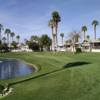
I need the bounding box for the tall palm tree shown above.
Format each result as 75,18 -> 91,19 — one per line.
92,20 -> 99,40
52,11 -> 61,47
5,29 -> 11,46
60,33 -> 64,46
48,19 -> 55,50
48,19 -> 54,35
10,32 -> 15,43
81,26 -> 87,41
0,24 -> 3,41
2,37 -> 6,43
16,35 -> 20,44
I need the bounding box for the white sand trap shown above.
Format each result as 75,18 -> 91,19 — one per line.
0,88 -> 13,99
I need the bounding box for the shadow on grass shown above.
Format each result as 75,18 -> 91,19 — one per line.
9,61 -> 91,86
63,61 -> 91,68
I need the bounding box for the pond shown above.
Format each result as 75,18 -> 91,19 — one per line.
0,59 -> 36,80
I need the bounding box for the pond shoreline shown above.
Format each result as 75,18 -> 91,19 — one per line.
0,58 -> 38,80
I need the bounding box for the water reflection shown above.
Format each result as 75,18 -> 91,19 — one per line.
0,59 -> 35,79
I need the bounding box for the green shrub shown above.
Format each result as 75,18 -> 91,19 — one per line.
0,85 -> 4,93
76,48 -> 82,53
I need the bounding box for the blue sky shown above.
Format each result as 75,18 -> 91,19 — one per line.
0,0 -> 100,43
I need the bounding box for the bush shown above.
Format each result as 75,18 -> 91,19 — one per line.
11,41 -> 18,49
0,85 -> 4,93
0,43 -> 10,53
76,48 -> 82,53
28,41 -> 40,51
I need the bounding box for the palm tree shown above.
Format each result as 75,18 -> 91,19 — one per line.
48,19 -> 54,35
5,29 -> 11,46
48,19 -> 55,50
52,11 -> 61,47
60,33 -> 64,46
2,37 -> 6,43
0,24 -> 3,41
10,32 -> 15,43
16,35 -> 20,44
92,20 -> 99,40
81,26 -> 87,41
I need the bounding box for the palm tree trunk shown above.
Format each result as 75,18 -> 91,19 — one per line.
94,26 -> 96,40
52,27 -> 54,51
12,37 -> 13,43
7,34 -> 9,46
72,39 -> 75,54
53,35 -> 56,51
0,29 -> 1,41
55,22 -> 58,48
18,39 -> 19,44
62,37 -> 63,47
84,31 -> 86,41
4,40 -> 6,43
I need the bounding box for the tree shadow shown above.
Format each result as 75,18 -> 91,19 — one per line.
63,61 -> 91,68
9,61 -> 91,86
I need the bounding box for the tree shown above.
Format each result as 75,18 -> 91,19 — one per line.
24,38 -> 29,45
11,41 -> 18,49
0,42 -> 9,53
2,37 -> 6,43
2,43 -> 9,52
48,19 -> 55,50
0,24 -> 3,41
52,11 -> 61,47
53,34 -> 56,50
40,34 -> 52,51
86,35 -> 90,41
69,31 -> 80,53
92,20 -> 99,40
60,33 -> 64,46
81,26 -> 87,41
10,32 -> 15,43
66,39 -> 72,44
27,41 -> 39,51
30,35 -> 39,42
5,29 -> 11,46
16,35 -> 20,44
74,33 -> 80,43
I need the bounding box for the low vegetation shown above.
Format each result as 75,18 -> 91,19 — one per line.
0,52 -> 100,100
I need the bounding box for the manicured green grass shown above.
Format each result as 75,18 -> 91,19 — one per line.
0,52 -> 100,100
